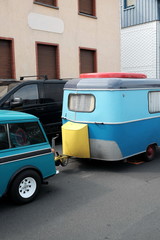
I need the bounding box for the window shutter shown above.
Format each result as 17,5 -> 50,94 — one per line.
80,49 -> 95,74
35,0 -> 56,6
0,40 -> 12,79
37,44 -> 57,79
79,0 -> 93,15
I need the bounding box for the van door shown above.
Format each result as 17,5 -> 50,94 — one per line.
42,82 -> 64,136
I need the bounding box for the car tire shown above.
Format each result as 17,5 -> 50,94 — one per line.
9,170 -> 41,204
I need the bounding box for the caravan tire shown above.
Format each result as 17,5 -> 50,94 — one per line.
144,145 -> 157,162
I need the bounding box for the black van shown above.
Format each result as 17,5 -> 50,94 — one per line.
0,78 -> 67,140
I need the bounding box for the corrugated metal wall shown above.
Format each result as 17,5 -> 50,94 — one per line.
121,0 -> 159,28
121,21 -> 158,78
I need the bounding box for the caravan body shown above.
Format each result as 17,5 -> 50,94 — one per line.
62,74 -> 160,161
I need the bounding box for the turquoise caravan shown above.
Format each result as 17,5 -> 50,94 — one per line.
61,72 -> 160,161
0,110 -> 57,204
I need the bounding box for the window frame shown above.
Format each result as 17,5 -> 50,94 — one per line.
0,124 -> 9,150
68,93 -> 96,113
148,91 -> 160,114
33,0 -> 58,9
124,0 -> 135,9
78,0 -> 96,18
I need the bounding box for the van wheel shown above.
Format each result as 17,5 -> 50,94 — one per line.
144,145 -> 156,162
9,170 -> 41,204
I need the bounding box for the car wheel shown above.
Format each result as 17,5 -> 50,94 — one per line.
9,170 -> 41,204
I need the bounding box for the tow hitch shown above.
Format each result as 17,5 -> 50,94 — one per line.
52,134 -> 69,167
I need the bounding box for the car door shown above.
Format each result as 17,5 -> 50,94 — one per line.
8,83 -> 41,118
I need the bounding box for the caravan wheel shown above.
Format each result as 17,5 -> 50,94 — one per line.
144,145 -> 157,162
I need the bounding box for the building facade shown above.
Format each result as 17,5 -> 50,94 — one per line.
121,0 -> 160,78
0,0 -> 120,80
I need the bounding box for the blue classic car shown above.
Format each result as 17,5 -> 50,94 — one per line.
0,110 -> 57,204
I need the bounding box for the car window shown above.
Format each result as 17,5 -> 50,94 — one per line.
0,124 -> 9,150
13,84 -> 39,105
9,122 -> 46,148
44,83 -> 64,103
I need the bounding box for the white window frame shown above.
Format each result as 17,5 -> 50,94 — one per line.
68,94 -> 95,112
148,91 -> 160,113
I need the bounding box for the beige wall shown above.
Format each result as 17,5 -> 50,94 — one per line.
0,0 -> 120,80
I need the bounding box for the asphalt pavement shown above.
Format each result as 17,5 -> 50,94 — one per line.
1,145 -> 160,240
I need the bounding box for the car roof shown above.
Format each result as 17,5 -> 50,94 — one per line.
0,79 -> 67,85
0,110 -> 38,122
20,79 -> 67,84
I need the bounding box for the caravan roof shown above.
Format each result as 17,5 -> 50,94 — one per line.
64,78 -> 160,90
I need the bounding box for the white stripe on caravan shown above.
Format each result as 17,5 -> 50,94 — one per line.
62,115 -> 160,125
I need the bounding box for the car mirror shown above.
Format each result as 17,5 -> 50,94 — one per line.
10,97 -> 23,107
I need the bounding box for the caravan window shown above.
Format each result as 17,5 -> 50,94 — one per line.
149,91 -> 160,113
68,94 -> 95,112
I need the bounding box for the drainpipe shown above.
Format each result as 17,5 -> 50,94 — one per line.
156,20 -> 159,78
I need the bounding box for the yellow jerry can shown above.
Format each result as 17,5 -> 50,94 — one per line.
62,121 -> 90,158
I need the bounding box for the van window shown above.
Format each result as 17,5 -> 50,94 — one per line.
0,124 -> 9,150
13,84 -> 39,105
149,91 -> 160,113
9,122 -> 46,147
44,83 -> 63,102
68,94 -> 95,112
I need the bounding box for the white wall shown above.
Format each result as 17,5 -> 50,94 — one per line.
121,21 -> 158,78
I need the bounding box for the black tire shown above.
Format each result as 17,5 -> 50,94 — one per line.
144,145 -> 157,162
9,170 -> 41,204
60,157 -> 69,167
